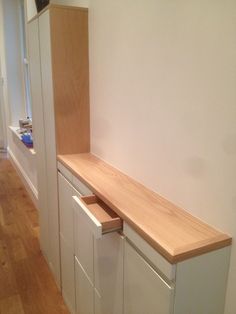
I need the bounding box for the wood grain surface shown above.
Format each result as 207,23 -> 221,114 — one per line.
50,6 -> 90,155
0,155 -> 69,314
81,195 -> 122,232
58,153 -> 232,263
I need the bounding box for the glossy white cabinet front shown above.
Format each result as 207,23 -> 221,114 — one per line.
58,173 -> 78,313
60,234 -> 76,313
74,202 -> 94,283
28,17 -> 49,261
73,193 -> 124,314
75,257 -> 94,314
124,241 -> 174,314
94,233 -> 124,314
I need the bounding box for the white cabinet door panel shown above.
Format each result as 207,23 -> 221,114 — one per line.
124,241 -> 174,314
94,232 -> 124,314
60,234 -> 76,314
58,172 -> 78,246
75,257 -> 94,314
74,200 -> 94,283
39,10 -> 60,285
94,289 -> 101,314
58,161 -> 73,183
72,175 -> 93,196
28,18 -> 49,260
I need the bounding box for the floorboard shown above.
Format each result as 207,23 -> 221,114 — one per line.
0,155 -> 69,314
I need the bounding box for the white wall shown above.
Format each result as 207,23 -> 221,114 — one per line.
89,1 -> 236,313
0,62 -> 6,149
8,132 -> 38,206
0,0 -> 37,205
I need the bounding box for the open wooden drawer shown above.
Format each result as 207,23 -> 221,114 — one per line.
72,195 -> 123,238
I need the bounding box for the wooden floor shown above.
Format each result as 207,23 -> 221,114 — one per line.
0,155 -> 69,314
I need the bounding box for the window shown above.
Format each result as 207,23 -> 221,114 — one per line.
19,0 -> 32,119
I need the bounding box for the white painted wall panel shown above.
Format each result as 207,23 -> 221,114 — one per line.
89,1 -> 236,313
39,9 -> 60,286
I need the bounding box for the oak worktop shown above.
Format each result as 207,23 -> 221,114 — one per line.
57,153 -> 231,263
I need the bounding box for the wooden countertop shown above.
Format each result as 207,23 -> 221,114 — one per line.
57,153 -> 231,263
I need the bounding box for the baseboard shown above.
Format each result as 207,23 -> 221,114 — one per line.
8,147 -> 38,209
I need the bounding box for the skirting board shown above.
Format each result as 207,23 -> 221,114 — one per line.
8,147 -> 39,209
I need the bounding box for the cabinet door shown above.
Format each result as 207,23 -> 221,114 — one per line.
58,172 -> 76,245
124,241 -> 174,314
28,18 -> 49,260
58,172 -> 80,314
94,232 -> 124,314
73,200 -> 94,283
75,257 -> 94,314
60,234 -> 75,314
39,10 -> 60,286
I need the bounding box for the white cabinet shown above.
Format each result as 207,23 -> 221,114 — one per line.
28,4 -> 90,289
27,8 -> 59,286
28,11 -> 60,285
74,203 -> 94,282
75,257 -> 94,314
58,163 -> 230,314
58,172 -> 77,247
123,223 -> 231,314
38,9 -> 60,286
28,18 -> 49,260
124,241 -> 174,314
58,172 -> 79,313
73,195 -> 124,314
58,169 -> 93,313
94,233 -> 124,314
60,234 -> 76,313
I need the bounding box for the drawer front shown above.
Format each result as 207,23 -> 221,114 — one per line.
124,223 -> 175,281
58,161 -> 93,196
73,195 -> 122,239
94,232 -> 124,314
58,161 -> 73,183
73,196 -> 102,239
58,172 -> 81,246
75,257 -> 94,314
124,240 -> 174,314
72,175 -> 93,196
73,199 -> 94,283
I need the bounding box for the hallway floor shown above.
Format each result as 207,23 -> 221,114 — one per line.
0,155 -> 69,314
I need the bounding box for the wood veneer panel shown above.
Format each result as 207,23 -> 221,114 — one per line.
58,153 -> 232,263
50,7 -> 90,155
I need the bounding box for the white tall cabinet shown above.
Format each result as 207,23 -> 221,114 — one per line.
28,4 -> 90,288
58,163 -> 124,314
28,9 -> 60,285
28,17 -> 49,260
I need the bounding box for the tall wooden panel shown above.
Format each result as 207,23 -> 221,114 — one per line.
50,6 -> 90,155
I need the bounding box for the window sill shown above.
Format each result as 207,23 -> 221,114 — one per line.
9,126 -> 36,155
